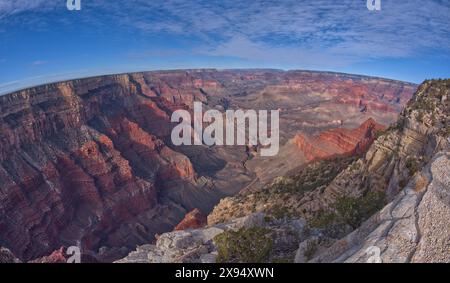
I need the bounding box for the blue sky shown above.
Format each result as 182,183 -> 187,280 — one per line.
0,0 -> 449,94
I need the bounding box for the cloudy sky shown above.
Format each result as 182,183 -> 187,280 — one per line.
0,0 -> 449,94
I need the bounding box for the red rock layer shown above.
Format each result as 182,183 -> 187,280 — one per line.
0,73 -> 201,262
279,71 -> 415,113
173,208 -> 207,231
295,118 -> 385,161
30,247 -> 68,263
29,246 -> 99,263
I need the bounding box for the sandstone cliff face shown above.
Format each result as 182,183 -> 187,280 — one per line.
173,208 -> 207,231
0,73 -> 203,261
294,118 -> 385,161
0,70 -> 416,262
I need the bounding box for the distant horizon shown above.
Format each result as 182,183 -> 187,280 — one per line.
0,67 -> 421,96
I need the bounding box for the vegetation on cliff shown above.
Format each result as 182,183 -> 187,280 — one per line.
208,156 -> 357,224
214,227 -> 273,263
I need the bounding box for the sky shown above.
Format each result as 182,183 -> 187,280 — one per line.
0,0 -> 449,94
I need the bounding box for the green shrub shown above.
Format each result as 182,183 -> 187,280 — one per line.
334,196 -> 362,229
405,158 -> 420,175
214,227 -> 273,263
268,205 -> 291,219
308,210 -> 336,229
263,215 -> 273,223
334,191 -> 386,229
308,192 -> 386,231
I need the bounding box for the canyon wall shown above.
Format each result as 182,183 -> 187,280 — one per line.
294,118 -> 385,161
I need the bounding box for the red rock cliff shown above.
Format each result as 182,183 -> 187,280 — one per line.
0,73 -> 200,262
173,208 -> 207,231
295,118 -> 385,161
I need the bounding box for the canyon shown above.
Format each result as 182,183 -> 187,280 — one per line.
0,69 -> 417,262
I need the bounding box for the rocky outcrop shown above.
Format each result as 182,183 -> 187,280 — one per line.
30,247 -> 69,263
308,151 -> 450,263
295,118 -> 385,161
174,208 -> 207,231
29,246 -> 100,263
116,213 -> 307,263
0,247 -> 21,263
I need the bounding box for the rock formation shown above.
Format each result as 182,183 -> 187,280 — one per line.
294,118 -> 385,161
309,152 -> 450,263
0,247 -> 21,263
174,208 -> 207,231
116,213 -> 306,263
30,247 -> 69,263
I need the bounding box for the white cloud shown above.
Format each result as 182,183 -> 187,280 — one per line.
102,0 -> 450,62
0,0 -> 59,19
197,35 -> 354,69
31,60 -> 47,66
0,0 -> 449,65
